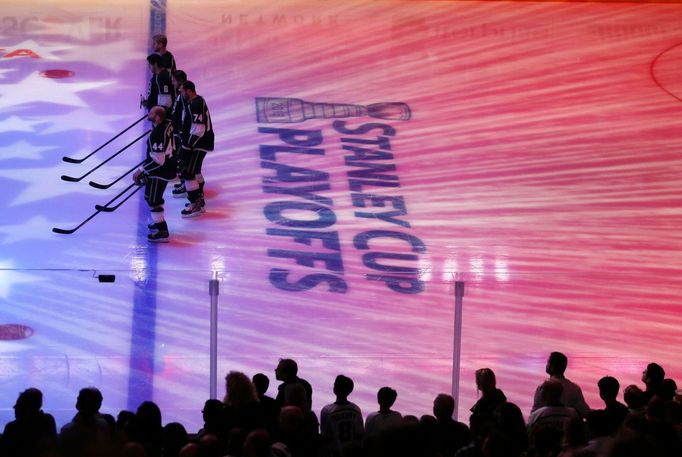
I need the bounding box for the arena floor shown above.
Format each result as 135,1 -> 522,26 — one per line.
1,0 -> 682,430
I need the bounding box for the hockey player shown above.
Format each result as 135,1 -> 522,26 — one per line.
170,70 -> 189,197
152,34 -> 177,73
177,80 -> 213,217
141,54 -> 174,112
133,106 -> 177,242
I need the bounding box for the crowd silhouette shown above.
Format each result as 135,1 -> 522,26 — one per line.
1,355 -> 680,457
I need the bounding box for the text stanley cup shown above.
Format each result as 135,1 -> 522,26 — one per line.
256,97 -> 411,123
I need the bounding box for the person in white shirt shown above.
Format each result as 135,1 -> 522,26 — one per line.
320,375 -> 364,457
531,352 -> 589,418
365,386 -> 402,435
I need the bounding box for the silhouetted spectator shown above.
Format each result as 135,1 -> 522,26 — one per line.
598,376 -> 629,429
558,416 -> 587,457
0,387 -> 57,457
528,380 -> 579,442
623,385 -> 647,418
253,373 -> 278,434
198,399 -> 224,439
223,371 -> 265,435
659,379 -> 678,402
59,387 -> 113,457
276,405 -> 318,457
162,422 -> 189,457
641,363 -> 665,403
529,425 -> 562,457
470,368 -> 507,426
275,359 -> 313,409
432,393 -> 471,457
127,401 -> 164,457
365,386 -> 402,434
225,428 -> 247,457
532,352 -> 589,418
584,410 -> 615,455
197,433 -> 222,457
495,402 -> 528,456
243,429 -> 271,457
320,375 -> 364,457
283,383 -> 320,451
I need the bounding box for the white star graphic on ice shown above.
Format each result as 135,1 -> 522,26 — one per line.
0,68 -> 17,79
0,216 -> 72,244
0,116 -> 47,133
0,141 -> 56,161
0,39 -> 73,60
0,72 -> 114,111
59,40 -> 146,72
0,158 -> 142,206
36,109 -> 131,135
0,259 -> 42,299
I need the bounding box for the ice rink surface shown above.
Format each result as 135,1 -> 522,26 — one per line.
1,0 -> 682,430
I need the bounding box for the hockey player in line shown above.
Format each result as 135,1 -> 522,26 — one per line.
152,33 -> 177,73
176,80 -> 213,217
170,70 -> 188,196
141,54 -> 174,112
133,106 -> 177,242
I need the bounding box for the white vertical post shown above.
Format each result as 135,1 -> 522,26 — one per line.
209,277 -> 219,399
452,280 -> 465,420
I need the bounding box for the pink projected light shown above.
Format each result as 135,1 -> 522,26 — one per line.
0,0 -> 680,430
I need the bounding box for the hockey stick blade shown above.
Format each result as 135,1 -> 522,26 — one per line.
52,227 -> 77,234
88,160 -> 146,190
61,175 -> 80,182
62,156 -> 83,164
94,184 -> 142,212
88,181 -> 110,190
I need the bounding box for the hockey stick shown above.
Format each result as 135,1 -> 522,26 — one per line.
95,183 -> 143,212
52,182 -> 141,234
88,160 -> 145,189
62,115 -> 147,163
61,130 -> 150,182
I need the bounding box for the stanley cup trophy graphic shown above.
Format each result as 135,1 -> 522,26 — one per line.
256,97 -> 411,123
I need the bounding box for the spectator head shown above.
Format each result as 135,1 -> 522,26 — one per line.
243,429 -> 271,457
76,387 -> 103,415
163,422 -> 189,456
252,373 -> 270,395
202,399 -> 223,424
197,433 -> 221,457
275,358 -> 298,382
623,385 -> 646,410
433,393 -> 455,420
475,368 -> 497,394
179,443 -> 199,457
152,34 -> 168,51
333,375 -> 354,399
284,382 -> 310,412
117,410 -> 135,430
545,352 -> 568,376
540,380 -> 563,405
225,371 -> 258,407
279,405 -> 304,435
659,378 -> 677,402
136,400 -> 162,432
377,386 -> 398,409
641,363 -> 665,388
226,428 -> 248,457
14,388 -> 43,420
121,442 -> 148,457
598,376 -> 620,401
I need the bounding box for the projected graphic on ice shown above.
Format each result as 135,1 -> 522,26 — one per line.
1,0 -> 681,432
